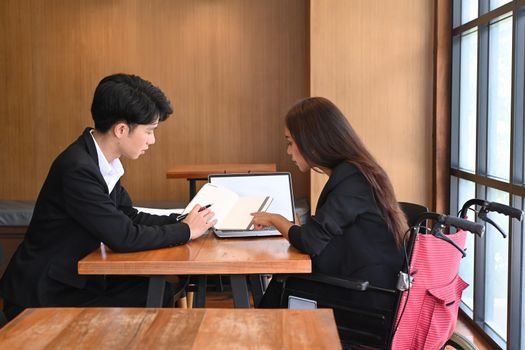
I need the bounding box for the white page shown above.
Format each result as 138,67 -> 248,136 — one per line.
218,196 -> 272,230
182,183 -> 239,227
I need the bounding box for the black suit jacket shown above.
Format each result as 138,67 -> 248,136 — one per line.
288,162 -> 403,309
0,128 -> 190,307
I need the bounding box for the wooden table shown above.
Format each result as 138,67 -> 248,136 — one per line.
78,233 -> 311,308
167,163 -> 277,198
0,308 -> 341,349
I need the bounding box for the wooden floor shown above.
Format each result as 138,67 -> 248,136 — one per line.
203,290 -> 237,308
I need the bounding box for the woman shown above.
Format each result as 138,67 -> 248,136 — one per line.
252,97 -> 407,309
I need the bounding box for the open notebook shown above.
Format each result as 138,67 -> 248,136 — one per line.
178,183 -> 273,230
208,172 -> 296,238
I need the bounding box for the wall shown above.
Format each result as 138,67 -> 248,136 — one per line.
309,0 -> 435,210
0,0 -> 309,204
0,0 -> 435,209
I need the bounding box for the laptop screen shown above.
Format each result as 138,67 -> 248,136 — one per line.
208,172 -> 295,223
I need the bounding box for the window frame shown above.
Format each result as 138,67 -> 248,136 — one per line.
450,0 -> 525,348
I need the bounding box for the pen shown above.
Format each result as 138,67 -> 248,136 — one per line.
176,204 -> 212,222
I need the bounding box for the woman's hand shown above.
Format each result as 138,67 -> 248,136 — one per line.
251,212 -> 277,230
183,204 -> 217,240
251,212 -> 294,240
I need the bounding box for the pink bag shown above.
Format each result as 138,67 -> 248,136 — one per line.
392,230 -> 469,350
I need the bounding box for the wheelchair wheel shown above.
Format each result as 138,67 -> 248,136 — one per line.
443,332 -> 479,350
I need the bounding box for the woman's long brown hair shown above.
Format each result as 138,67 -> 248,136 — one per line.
285,97 -> 408,248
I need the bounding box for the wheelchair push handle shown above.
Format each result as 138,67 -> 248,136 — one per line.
459,198 -> 523,221
458,199 -> 523,238
413,212 -> 484,236
442,215 -> 485,237
487,202 -> 523,221
412,212 -> 484,257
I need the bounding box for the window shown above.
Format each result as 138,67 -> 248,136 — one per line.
451,1 -> 525,348
458,30 -> 478,173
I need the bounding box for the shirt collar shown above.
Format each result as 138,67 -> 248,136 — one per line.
89,129 -> 124,193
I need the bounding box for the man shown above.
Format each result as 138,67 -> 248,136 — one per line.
0,74 -> 216,320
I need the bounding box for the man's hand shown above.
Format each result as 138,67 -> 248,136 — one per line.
183,204 -> 217,240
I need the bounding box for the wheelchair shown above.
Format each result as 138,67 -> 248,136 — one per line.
278,200 -> 523,349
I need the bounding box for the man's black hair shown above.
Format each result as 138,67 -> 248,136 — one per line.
91,73 -> 173,132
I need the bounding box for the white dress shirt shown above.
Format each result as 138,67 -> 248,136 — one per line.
90,130 -> 124,194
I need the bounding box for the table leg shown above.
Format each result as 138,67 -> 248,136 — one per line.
248,274 -> 264,307
146,276 -> 166,307
194,275 -> 207,308
230,275 -> 251,308
189,179 -> 197,199
187,177 -> 207,200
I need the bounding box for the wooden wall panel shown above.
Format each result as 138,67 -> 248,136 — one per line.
309,0 -> 435,211
0,0 -> 308,204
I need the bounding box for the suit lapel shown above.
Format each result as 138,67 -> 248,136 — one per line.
79,128 -> 110,195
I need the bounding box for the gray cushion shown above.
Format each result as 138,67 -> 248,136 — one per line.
0,201 -> 34,226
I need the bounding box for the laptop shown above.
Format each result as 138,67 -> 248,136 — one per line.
208,172 -> 296,238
